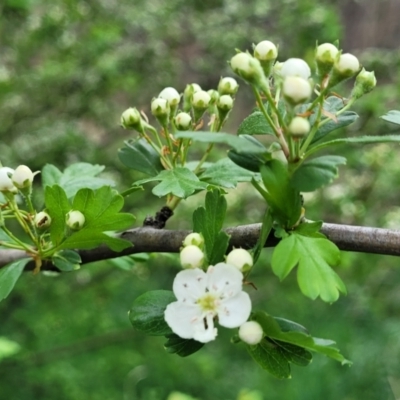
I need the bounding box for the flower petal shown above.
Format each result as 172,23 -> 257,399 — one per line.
217,291 -> 252,328
173,268 -> 207,303
207,263 -> 243,299
164,301 -> 203,339
193,314 -> 218,343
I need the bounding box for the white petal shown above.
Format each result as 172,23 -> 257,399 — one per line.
164,301 -> 203,339
217,291 -> 252,328
173,268 -> 207,303
193,314 -> 218,343
207,263 -> 243,299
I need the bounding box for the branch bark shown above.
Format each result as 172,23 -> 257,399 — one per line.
1,222 -> 400,271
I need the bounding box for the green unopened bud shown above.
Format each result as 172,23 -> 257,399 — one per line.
66,210 -> 85,230
281,58 -> 311,80
0,167 -> 17,193
217,77 -> 239,96
328,53 -> 360,89
239,321 -> 264,345
217,95 -> 234,111
226,248 -> 253,272
180,245 -> 204,269
174,112 -> 192,131
288,117 -> 310,138
159,87 -> 181,107
282,76 -> 312,106
254,40 -> 278,76
351,68 -> 377,99
34,211 -> 52,229
183,83 -> 202,112
12,165 -> 34,189
192,90 -> 211,109
151,97 -> 170,126
230,52 -> 265,86
207,89 -> 220,106
315,43 -> 339,78
183,232 -> 204,248
120,107 -> 143,131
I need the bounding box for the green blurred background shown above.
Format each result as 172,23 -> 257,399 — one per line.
1,0 -> 400,399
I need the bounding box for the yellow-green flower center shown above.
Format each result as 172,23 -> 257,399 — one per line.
197,293 -> 217,312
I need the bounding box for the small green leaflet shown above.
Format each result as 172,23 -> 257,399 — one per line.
193,189 -> 230,265
0,258 -> 31,302
291,155 -> 347,192
271,229 -> 346,302
129,290 -> 175,336
199,158 -> 257,188
381,110 -> 400,125
237,111 -> 275,135
246,311 -> 351,378
175,131 -> 269,154
42,163 -> 115,198
134,168 -> 208,198
52,250 -> 81,272
118,138 -> 164,176
164,334 -> 204,357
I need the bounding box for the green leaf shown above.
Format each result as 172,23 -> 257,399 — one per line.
0,258 -> 30,302
59,186 -> 135,251
52,250 -> 81,272
118,138 -> 164,176
109,253 -> 150,271
199,158 -> 257,188
129,290 -> 175,336
271,232 -> 346,302
0,337 -> 22,360
42,163 -> 115,198
193,189 -> 230,265
237,111 -> 275,135
135,168 -> 208,198
291,155 -> 346,192
164,334 -> 204,357
175,131 -> 270,154
381,110 -> 400,125
260,160 -> 302,228
294,220 -> 323,236
252,208 -> 273,263
45,185 -> 71,246
306,135 -> 400,158
252,311 -> 351,366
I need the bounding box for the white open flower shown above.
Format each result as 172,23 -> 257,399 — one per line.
281,58 -> 311,80
164,263 -> 252,343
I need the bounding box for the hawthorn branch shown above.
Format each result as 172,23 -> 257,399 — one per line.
1,222 -> 400,271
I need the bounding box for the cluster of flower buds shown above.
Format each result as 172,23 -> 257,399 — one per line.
0,165 -> 36,195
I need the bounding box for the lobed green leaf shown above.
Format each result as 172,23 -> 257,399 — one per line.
0,258 -> 31,302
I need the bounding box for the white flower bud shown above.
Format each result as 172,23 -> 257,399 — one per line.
281,58 -> 311,80
254,40 -> 278,61
120,107 -> 142,130
217,77 -> 239,95
217,95 -> 234,111
192,90 -> 211,109
66,210 -> 85,230
12,165 -> 34,189
159,87 -> 181,106
226,248 -> 253,271
288,117 -> 310,137
334,53 -> 360,77
151,97 -> 170,117
174,112 -> 192,131
183,232 -> 204,248
351,68 -> 377,99
282,76 -> 312,105
239,321 -> 264,345
0,167 -> 16,193
230,52 -> 265,85
316,43 -> 339,65
180,245 -> 204,269
34,211 -> 52,229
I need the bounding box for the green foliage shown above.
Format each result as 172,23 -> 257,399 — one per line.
164,334 -> 205,357
52,249 -> 81,272
193,189 -> 230,265
0,258 -> 30,302
381,110 -> 400,125
237,111 -> 275,135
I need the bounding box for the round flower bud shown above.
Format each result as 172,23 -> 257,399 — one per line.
12,165 -> 34,189
217,95 -> 234,111
281,58 -> 311,80
239,321 -> 264,345
316,43 -> 339,65
180,245 -> 204,269
334,53 -> 360,77
217,77 -> 239,96
183,232 -> 204,248
282,76 -> 312,105
207,89 -> 220,106
254,40 -> 278,61
351,68 -> 377,99
288,117 -> 310,138
226,248 -> 253,271
159,87 -> 181,106
120,107 -> 142,130
66,210 -> 85,230
151,97 -> 170,118
230,52 -> 265,85
34,211 -> 52,229
192,90 -> 211,109
0,167 -> 16,193
174,112 -> 192,131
